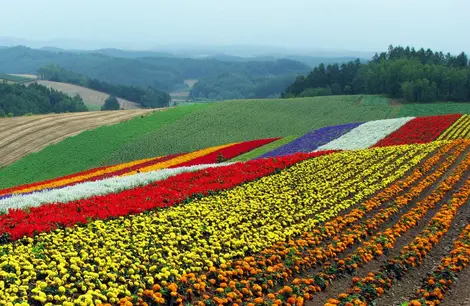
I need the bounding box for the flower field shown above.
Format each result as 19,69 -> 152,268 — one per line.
1,114 -> 470,306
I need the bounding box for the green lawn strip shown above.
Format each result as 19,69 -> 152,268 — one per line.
229,136 -> 299,162
0,104 -> 209,188
397,102 -> 470,117
85,104 -> 102,111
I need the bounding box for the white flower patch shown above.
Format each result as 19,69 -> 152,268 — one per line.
316,117 -> 415,151
1,162 -> 234,211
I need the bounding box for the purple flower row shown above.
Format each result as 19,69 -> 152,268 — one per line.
258,122 -> 363,158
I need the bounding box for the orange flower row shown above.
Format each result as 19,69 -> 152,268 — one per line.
408,224 -> 470,306
125,142 -> 465,306
333,153 -> 470,305
264,141 -> 470,305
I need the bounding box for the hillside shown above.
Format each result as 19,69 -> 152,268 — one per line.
284,45 -> 470,102
0,46 -> 311,93
27,80 -> 142,110
1,95 -> 470,188
0,82 -> 88,116
1,113 -> 470,305
0,109 -> 155,168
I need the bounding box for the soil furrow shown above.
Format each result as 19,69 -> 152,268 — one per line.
376,198 -> 470,306
305,145 -> 470,306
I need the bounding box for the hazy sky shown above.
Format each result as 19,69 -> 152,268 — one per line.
1,0 -> 469,53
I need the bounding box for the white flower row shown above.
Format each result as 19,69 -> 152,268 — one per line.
0,162 -> 234,211
316,117 -> 415,151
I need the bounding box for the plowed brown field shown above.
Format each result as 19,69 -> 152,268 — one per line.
0,110 -> 154,167
25,80 -> 141,109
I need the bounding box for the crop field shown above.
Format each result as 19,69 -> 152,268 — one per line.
1,96 -> 470,189
25,81 -> 141,110
0,109 -> 155,170
1,122 -> 470,305
0,73 -> 36,83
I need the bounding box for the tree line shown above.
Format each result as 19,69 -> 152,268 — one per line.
189,73 -> 299,100
283,45 -> 470,102
0,82 -> 87,117
37,65 -> 171,108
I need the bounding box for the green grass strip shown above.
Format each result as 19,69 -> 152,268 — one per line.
229,136 -> 299,161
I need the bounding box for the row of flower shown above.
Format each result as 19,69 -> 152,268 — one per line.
0,139 -> 278,198
0,163 -> 233,211
373,114 -> 461,147
0,144 -> 433,304
127,141 -> 458,306
409,223 -> 470,306
437,114 -> 470,141
333,151 -> 470,305
259,114 -> 465,158
0,150 -> 331,241
258,122 -> 362,158
316,116 -> 415,150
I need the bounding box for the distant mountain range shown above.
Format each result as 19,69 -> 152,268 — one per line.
0,36 -> 374,59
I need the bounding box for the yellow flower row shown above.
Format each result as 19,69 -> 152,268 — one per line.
11,156 -> 159,196
123,143 -> 237,176
0,143 -> 442,305
438,114 -> 470,140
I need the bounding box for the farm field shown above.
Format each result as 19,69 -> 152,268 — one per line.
25,80 -> 142,110
1,121 -> 470,305
0,109 -> 155,170
0,73 -> 36,83
1,95 -> 470,188
170,79 -> 198,102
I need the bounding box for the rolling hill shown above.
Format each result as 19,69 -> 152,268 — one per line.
1,95 -> 470,188
25,80 -> 142,110
0,110 -> 470,305
0,109 -> 155,169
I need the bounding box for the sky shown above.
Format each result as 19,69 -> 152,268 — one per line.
0,0 -> 469,54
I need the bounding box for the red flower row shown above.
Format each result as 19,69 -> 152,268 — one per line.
172,138 -> 279,168
373,114 -> 461,147
0,150 -> 335,242
0,139 -> 277,197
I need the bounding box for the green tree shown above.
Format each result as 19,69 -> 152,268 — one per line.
101,96 -> 120,111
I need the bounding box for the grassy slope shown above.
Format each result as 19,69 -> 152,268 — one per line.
0,104 -> 209,188
102,95 -> 395,164
397,102 -> 470,117
0,73 -> 34,83
229,136 -> 298,162
1,95 -> 470,188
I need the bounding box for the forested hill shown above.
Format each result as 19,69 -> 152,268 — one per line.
0,46 -> 312,94
37,65 -> 171,108
0,82 -> 87,116
283,45 -> 470,102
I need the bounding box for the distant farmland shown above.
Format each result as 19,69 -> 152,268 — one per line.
170,79 -> 198,102
26,80 -> 142,110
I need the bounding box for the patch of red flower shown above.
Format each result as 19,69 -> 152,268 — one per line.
0,150 -> 335,241
373,114 -> 461,147
173,138 -> 280,168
